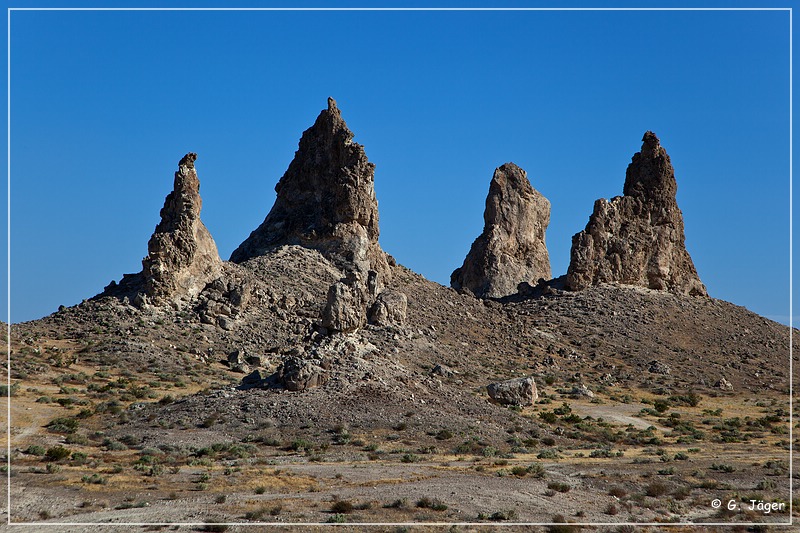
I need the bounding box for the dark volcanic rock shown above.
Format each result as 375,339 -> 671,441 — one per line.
140,153 -> 223,305
451,163 -> 551,298
566,132 -> 707,296
230,97 -> 389,277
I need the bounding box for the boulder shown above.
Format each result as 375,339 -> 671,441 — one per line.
431,363 -> 455,378
716,377 -> 734,391
241,369 -> 266,387
486,376 -> 538,406
140,153 -> 223,305
278,356 -> 329,391
451,163 -> 551,298
570,384 -> 594,398
230,97 -> 389,277
368,289 -> 408,327
322,271 -> 368,333
217,315 -> 234,331
227,350 -> 247,367
566,132 -> 707,296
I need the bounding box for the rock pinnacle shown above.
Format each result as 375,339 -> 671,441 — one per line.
140,153 -> 223,304
451,162 -> 551,298
566,132 -> 707,296
230,98 -> 388,277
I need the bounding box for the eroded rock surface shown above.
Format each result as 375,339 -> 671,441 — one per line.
140,153 -> 223,305
451,163 -> 551,298
566,132 -> 706,296
230,97 -> 389,277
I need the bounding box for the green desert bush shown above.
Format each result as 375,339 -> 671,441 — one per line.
44,446 -> 71,462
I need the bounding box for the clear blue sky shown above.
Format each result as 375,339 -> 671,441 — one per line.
3,3 -> 795,326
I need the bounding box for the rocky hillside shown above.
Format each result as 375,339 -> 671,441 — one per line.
17,245 -> 791,443
23,99 -> 788,435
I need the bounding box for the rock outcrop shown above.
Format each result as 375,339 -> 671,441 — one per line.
321,269 -> 406,333
566,132 -> 707,296
196,277 -> 251,330
140,153 -> 223,305
451,163 -> 551,298
230,97 -> 389,277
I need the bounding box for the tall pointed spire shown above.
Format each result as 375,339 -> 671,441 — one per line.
230,97 -> 388,276
141,153 -> 223,304
451,162 -> 551,298
567,132 -> 706,296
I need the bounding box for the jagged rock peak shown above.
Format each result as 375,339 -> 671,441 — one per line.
230,97 -> 388,277
451,162 -> 551,298
566,132 -> 707,296
140,153 -> 223,305
622,131 -> 677,201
